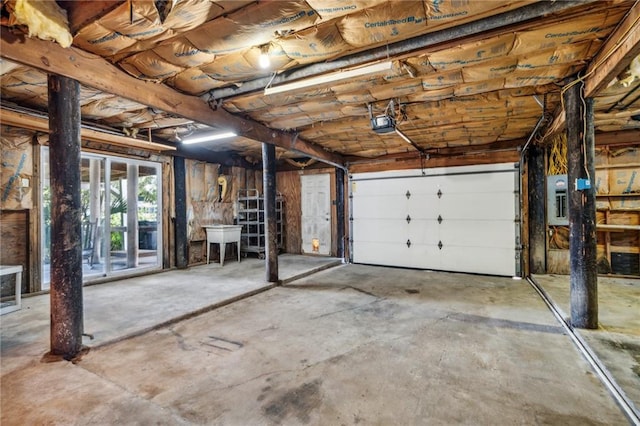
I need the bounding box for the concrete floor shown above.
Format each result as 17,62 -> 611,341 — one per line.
533,274 -> 640,416
1,254 -> 341,374
0,262 -> 632,425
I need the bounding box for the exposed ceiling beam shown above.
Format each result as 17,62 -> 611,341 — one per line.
585,0 -> 640,97
594,129 -> 640,146
0,30 -> 345,168
547,1 -> 640,136
57,1 -> 125,33
0,108 -> 176,151
1,107 -> 175,151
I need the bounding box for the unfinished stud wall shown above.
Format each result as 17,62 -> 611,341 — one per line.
184,161 -> 263,264
548,142 -> 640,276
0,126 -> 35,295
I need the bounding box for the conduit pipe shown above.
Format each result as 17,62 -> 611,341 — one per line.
527,277 -> 640,425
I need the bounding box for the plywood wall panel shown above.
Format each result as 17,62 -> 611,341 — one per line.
276,171 -> 302,254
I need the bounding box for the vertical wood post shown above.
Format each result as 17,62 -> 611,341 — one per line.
335,167 -> 346,260
564,80 -> 598,329
262,143 -> 279,283
126,164 -> 139,268
528,143 -> 546,274
174,156 -> 188,268
48,74 -> 84,358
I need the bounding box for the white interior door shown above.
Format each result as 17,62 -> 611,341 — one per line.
301,174 -> 331,255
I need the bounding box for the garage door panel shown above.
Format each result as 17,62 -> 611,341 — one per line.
439,220 -> 516,248
439,246 -> 516,276
407,198 -> 439,219
440,193 -> 515,220
353,219 -> 440,245
352,219 -> 405,243
439,171 -> 514,193
352,242 -> 440,269
353,195 -> 408,219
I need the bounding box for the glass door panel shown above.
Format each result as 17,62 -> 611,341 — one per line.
81,156 -> 106,279
41,148 -> 162,287
107,160 -> 160,274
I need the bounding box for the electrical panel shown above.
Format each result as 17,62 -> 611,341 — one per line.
547,174 -> 569,226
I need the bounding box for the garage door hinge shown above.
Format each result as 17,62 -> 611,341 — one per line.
406,239 -> 411,248
406,190 -> 411,199
437,215 -> 443,224
438,241 -> 443,250
406,214 -> 411,223
437,189 -> 442,198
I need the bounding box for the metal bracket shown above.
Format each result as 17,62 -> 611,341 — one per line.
406,239 -> 411,248
406,214 -> 411,224
406,190 -> 411,199
437,189 -> 442,198
438,241 -> 443,250
437,215 -> 443,224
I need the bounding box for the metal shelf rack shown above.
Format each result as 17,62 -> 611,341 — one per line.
235,189 -> 284,258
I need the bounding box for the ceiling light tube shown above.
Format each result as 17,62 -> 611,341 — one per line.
264,61 -> 393,96
182,131 -> 237,144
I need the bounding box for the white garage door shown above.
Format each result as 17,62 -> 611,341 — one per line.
351,163 -> 520,276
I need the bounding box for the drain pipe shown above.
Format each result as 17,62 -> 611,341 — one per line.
527,276 -> 640,425
518,96 -> 547,277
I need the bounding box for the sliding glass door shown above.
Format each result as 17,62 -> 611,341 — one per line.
41,148 -> 162,289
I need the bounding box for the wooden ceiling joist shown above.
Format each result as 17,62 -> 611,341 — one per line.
57,1 -> 125,33
585,1 -> 640,97
0,31 -> 345,168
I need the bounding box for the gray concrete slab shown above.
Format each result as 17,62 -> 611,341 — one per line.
1,254 -> 341,375
533,273 -> 640,415
2,265 -> 628,425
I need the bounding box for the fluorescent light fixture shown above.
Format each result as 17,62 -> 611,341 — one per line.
182,131 -> 237,144
265,61 -> 393,95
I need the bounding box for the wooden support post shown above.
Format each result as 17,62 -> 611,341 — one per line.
336,167 -> 346,260
174,157 -> 188,269
564,80 -> 598,329
126,164 -> 139,268
528,143 -> 546,274
48,74 -> 84,359
262,143 -> 279,283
